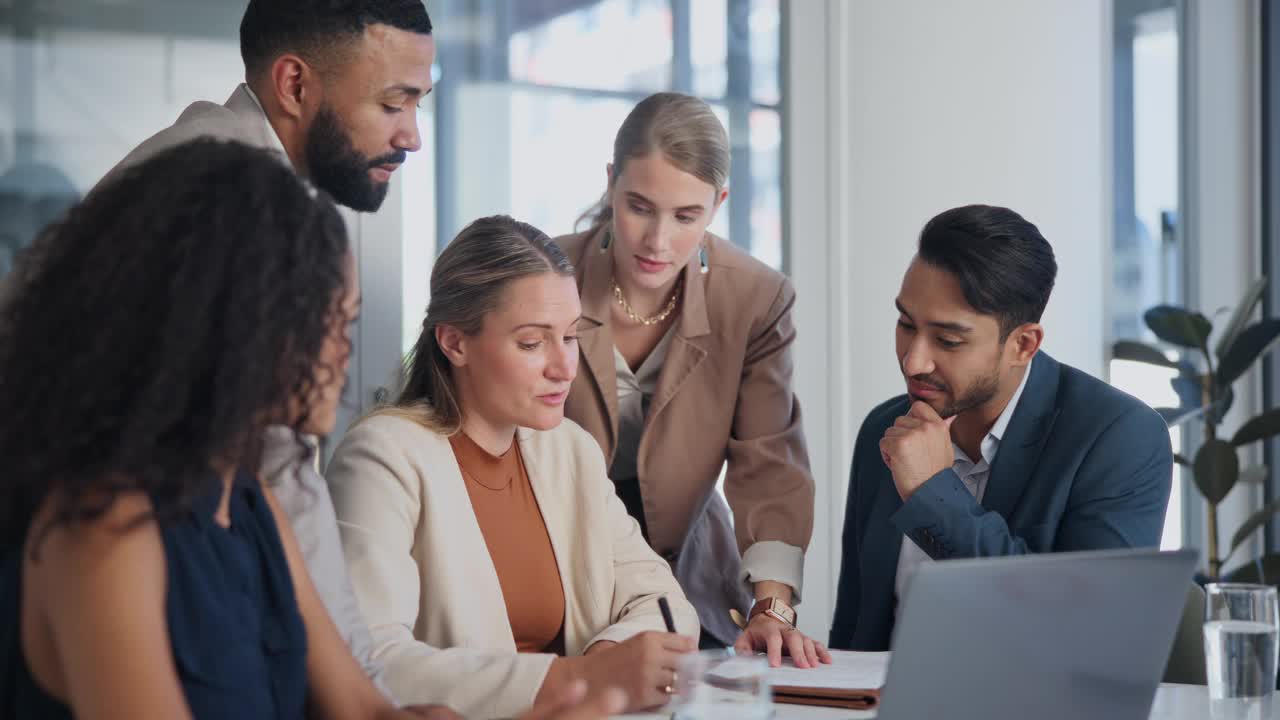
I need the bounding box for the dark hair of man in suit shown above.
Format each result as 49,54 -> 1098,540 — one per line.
917,204 -> 1058,342
240,0 -> 433,79
895,204 -> 1055,420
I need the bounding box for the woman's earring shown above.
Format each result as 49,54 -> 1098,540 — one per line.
699,245 -> 709,275
599,229 -> 612,254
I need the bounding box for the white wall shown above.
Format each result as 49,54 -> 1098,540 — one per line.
842,0 -> 1110,392
788,0 -> 1112,639
786,0 -> 852,642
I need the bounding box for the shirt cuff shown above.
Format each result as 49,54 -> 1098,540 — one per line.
739,541 -> 805,604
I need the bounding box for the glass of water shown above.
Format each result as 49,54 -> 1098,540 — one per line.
1204,583 -> 1280,719
670,649 -> 771,720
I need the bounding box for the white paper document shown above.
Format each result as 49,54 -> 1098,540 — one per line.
765,650 -> 890,690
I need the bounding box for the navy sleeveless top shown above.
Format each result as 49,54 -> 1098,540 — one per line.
0,472 -> 308,718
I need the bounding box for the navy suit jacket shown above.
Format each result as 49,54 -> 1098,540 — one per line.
829,352 -> 1173,651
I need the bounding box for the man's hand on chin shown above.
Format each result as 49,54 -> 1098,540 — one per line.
880,401 -> 956,501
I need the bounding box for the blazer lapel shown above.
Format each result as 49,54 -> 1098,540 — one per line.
432,438 -> 518,650
982,352 -> 1062,519
647,257 -> 712,426
575,232 -> 620,452
517,428 -> 587,653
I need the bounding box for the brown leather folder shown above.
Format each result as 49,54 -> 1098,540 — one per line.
772,684 -> 881,710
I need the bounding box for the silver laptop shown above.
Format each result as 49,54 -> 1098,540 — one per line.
877,548 -> 1198,720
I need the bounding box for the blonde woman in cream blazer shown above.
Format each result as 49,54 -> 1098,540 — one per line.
327,216 -> 698,720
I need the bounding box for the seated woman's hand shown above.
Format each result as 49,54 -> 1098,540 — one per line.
732,613 -> 833,669
541,631 -> 695,712
583,632 -> 696,710
520,680 -> 626,720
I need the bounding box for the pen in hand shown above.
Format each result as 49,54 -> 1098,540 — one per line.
658,595 -> 677,633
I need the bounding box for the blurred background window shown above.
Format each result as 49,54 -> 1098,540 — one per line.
428,0 -> 784,283
1109,0 -> 1184,550
0,2 -> 245,272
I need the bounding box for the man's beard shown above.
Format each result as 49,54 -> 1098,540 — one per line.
909,363 -> 1002,419
304,103 -> 405,212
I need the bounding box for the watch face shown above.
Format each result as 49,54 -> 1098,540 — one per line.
773,601 -> 796,623
753,598 -> 796,625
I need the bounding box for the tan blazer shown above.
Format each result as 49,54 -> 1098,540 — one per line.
555,228 -> 815,643
326,414 -> 699,719
97,84 -> 284,190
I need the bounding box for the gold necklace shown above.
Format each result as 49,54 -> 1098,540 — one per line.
612,278 -> 682,326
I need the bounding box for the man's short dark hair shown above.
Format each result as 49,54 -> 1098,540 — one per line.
918,204 -> 1058,340
240,0 -> 433,78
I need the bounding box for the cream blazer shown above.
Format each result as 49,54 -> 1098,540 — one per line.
326,414 -> 699,719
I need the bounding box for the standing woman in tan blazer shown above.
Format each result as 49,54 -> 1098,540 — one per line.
556,92 -> 830,667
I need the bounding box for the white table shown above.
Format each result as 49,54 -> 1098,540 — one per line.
617,684 -> 1279,719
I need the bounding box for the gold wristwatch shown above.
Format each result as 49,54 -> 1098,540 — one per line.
730,597 -> 797,629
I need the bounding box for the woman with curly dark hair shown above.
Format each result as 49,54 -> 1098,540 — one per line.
0,138 -> 492,720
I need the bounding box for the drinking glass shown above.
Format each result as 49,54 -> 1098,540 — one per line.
1204,583 -> 1280,720
670,649 -> 771,720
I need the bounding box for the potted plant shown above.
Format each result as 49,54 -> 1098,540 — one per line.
1113,277 -> 1280,580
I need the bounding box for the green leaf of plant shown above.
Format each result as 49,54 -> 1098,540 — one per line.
1225,553 -> 1280,585
1226,500 -> 1280,562
1112,340 -> 1179,369
1233,408 -> 1280,446
1193,439 -> 1240,505
1218,319 -> 1280,390
1144,306 -> 1213,349
1215,277 -> 1269,358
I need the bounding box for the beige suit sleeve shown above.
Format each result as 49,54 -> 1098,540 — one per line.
326,420 -> 553,719
576,429 -> 700,646
724,277 -> 815,601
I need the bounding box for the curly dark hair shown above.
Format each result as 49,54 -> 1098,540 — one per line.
0,138 -> 351,548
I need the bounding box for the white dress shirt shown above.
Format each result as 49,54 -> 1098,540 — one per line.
893,358 -> 1034,605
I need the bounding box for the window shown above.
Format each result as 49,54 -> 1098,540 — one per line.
1263,0 -> 1280,552
1110,0 -> 1185,550
0,3 -> 245,274
425,0 -> 784,298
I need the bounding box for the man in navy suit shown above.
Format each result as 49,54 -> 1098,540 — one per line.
829,204 -> 1173,651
